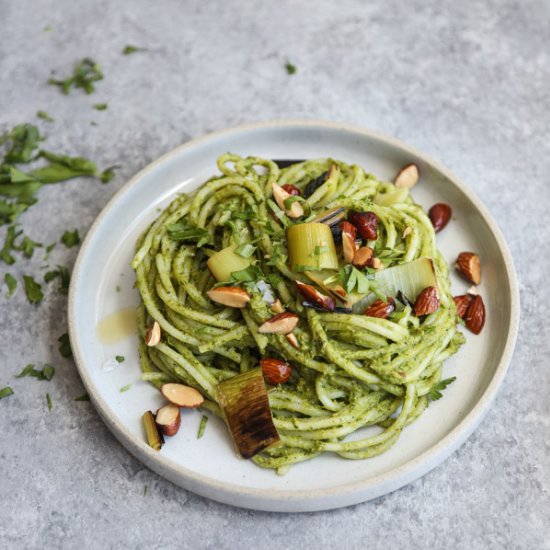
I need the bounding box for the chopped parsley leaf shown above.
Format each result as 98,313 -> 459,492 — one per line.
93,103 -> 108,111
16,363 -> 55,381
119,384 -> 132,393
115,355 -> 125,363
48,58 -> 103,95
46,392 -> 53,411
61,229 -> 80,248
37,111 -> 55,122
0,386 -> 14,399
58,332 -> 72,358
100,165 -> 119,184
122,45 -> 146,55
4,273 -> 17,297
285,62 -> 297,75
23,275 -> 43,304
74,393 -> 90,401
428,377 -> 457,401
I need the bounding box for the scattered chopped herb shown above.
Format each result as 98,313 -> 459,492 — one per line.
93,103 -> 108,111
23,274 -> 44,304
99,165 -> 119,184
341,265 -> 370,294
197,415 -> 208,438
61,229 -> 80,248
14,234 -> 42,258
115,285 -> 121,292
58,332 -> 72,358
122,45 -> 146,55
74,393 -> 90,401
0,226 -> 22,264
230,265 -> 264,283
166,220 -> 210,246
16,363 -> 55,381
115,355 -> 125,363
428,377 -> 457,401
119,384 -> 132,393
285,62 -> 297,75
143,485 -> 148,496
90,121 -> 98,127
46,392 -> 53,411
37,111 -> 55,122
44,242 -> 56,260
234,243 -> 256,258
44,269 -> 59,282
48,58 -> 103,95
43,25 -> 53,32
0,386 -> 14,399
31,151 -> 97,183
4,273 -> 17,297
43,265 -> 70,293
0,123 -> 42,163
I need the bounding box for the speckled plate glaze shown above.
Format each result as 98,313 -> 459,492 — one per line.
68,120 -> 519,512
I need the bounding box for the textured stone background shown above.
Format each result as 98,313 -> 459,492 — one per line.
1,1 -> 549,548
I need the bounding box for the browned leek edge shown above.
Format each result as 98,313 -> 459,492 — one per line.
142,410 -> 164,451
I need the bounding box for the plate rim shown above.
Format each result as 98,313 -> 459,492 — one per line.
68,119 -> 520,511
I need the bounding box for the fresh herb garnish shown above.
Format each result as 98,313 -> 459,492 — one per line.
48,58 -> 103,95
4,273 -> 17,297
122,45 -> 146,55
14,234 -> 42,258
99,165 -> 119,184
119,384 -> 132,393
16,363 -> 55,381
44,265 -> 70,294
342,265 -> 370,294
0,226 -> 22,264
23,274 -> 44,303
166,220 -> 210,246
285,61 -> 297,75
115,355 -> 125,363
43,242 -> 56,260
74,393 -> 90,401
230,265 -> 264,283
58,332 -> 72,358
197,415 -> 208,439
31,151 -> 97,183
46,393 -> 53,411
428,377 -> 457,401
61,229 -> 80,248
234,243 -> 256,258
37,111 -> 55,122
93,103 -> 108,111
0,123 -> 42,163
0,386 -> 14,399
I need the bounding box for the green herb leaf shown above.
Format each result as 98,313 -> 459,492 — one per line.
122,45 -> 146,55
44,242 -> 56,260
44,269 -> 59,282
0,386 -> 14,400
428,377 -> 457,401
0,123 -> 42,163
31,151 -> 97,183
166,220 -> 211,247
48,58 -> 103,95
15,363 -> 55,381
14,235 -> 42,258
58,332 -> 72,358
119,384 -> 132,393
93,103 -> 108,111
197,415 -> 208,439
46,392 -> 53,411
115,355 -> 125,363
37,111 -> 55,122
61,229 -> 80,248
234,243 -> 256,258
285,62 -> 297,75
99,165 -> 119,184
4,273 -> 17,297
342,265 -> 370,294
23,275 -> 43,304
229,265 -> 264,283
74,393 -> 90,401
0,226 -> 22,264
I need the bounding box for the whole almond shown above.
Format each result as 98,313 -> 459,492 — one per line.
340,221 -> 357,263
428,203 -> 452,232
145,321 -> 161,346
155,404 -> 181,436
260,358 -> 292,385
364,297 -> 396,319
454,294 -> 473,319
353,246 -> 374,268
394,163 -> 419,189
464,294 -> 486,334
456,252 -> 481,285
414,286 -> 440,316
257,312 -> 299,334
207,286 -> 251,308
348,211 -> 378,240
295,281 -> 335,311
272,181 -> 304,218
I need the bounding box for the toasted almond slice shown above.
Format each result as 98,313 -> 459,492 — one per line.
353,246 -> 374,268
207,286 -> 251,308
272,181 -> 304,218
155,404 -> 181,436
285,333 -> 300,349
145,321 -> 161,346
370,257 -> 382,270
258,312 -> 299,334
295,280 -> 335,311
161,383 -> 204,408
270,299 -> 284,313
394,163 -> 419,189
341,221 -> 357,263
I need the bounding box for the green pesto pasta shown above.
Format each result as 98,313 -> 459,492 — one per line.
132,154 -> 465,473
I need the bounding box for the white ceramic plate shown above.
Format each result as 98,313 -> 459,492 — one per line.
68,120 -> 519,512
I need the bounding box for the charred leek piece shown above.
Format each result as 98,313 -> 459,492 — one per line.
286,223 -> 338,272
207,244 -> 253,282
374,257 -> 437,300
217,368 -> 280,459
304,269 -> 347,302
142,410 -> 164,451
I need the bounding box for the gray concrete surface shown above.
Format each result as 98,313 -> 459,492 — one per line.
1,0 -> 549,548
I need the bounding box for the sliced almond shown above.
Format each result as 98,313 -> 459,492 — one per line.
207,286 -> 251,308
161,383 -> 204,408
155,404 -> 181,436
270,299 -> 284,314
370,257 -> 382,270
272,181 -> 304,219
394,163 -> 419,189
145,321 -> 161,347
353,246 -> 373,268
295,280 -> 335,311
258,312 -> 299,334
340,221 -> 357,263
285,333 -> 300,349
